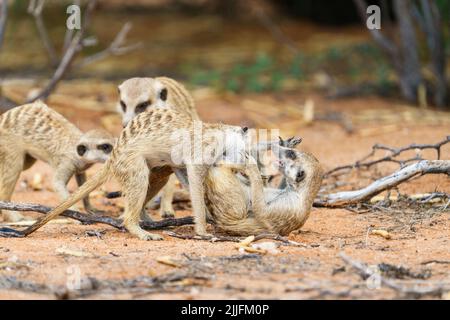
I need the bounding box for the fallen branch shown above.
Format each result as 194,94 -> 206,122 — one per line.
316,160 -> 450,207
340,252 -> 450,298
165,231 -> 309,247
0,201 -> 194,237
326,136 -> 450,177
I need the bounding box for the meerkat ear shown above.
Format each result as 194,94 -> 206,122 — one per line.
242,126 -> 248,133
278,136 -> 285,146
160,88 -> 168,101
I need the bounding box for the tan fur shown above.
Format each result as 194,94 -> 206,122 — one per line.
23,108 -> 248,240
117,76 -> 199,219
205,148 -> 323,236
0,101 -> 114,221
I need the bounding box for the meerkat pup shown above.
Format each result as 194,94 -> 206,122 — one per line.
0,101 -> 115,222
21,107 -> 248,240
204,137 -> 323,236
117,76 -> 199,219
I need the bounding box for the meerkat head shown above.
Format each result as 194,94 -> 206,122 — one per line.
221,125 -> 249,164
278,146 -> 322,189
117,77 -> 168,127
76,129 -> 115,165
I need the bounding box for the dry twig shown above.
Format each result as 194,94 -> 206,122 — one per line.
340,252 -> 450,298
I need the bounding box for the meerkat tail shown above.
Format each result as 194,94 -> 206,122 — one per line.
22,162 -> 112,236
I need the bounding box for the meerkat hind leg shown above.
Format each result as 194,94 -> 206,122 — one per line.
119,160 -> 163,241
159,174 -> 177,219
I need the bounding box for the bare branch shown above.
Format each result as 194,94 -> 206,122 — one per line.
0,0 -> 7,50
340,252 -> 450,298
28,0 -> 58,66
353,0 -> 398,58
26,0 -> 98,103
0,201 -> 195,238
316,160 -> 450,207
326,136 -> 450,177
252,4 -> 300,56
77,22 -> 142,68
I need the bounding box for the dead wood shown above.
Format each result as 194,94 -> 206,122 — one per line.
165,231 -> 309,247
326,136 -> 450,177
0,201 -> 195,237
26,0 -> 98,103
316,160 -> 450,207
339,252 -> 450,298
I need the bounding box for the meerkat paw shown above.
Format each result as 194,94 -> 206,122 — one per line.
195,226 -> 213,238
138,231 -> 163,241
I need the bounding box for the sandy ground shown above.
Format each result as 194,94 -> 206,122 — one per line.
0,92 -> 449,299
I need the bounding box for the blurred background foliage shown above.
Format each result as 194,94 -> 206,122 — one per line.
0,0 -> 449,106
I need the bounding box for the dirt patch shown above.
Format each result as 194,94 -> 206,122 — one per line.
1,92 -> 449,299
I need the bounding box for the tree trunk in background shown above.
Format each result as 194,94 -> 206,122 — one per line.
393,0 -> 423,103
354,0 -> 448,108
420,0 -> 447,107
0,0 -> 7,51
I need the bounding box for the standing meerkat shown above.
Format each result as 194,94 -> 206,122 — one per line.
204,138 -> 323,236
117,76 -> 199,219
0,101 -> 115,222
21,107 -> 248,240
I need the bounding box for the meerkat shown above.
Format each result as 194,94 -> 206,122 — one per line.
21,107 -> 249,240
0,101 -> 115,222
204,137 -> 323,236
117,76 -> 199,219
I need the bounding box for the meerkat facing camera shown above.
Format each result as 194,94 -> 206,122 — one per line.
0,101 -> 115,222
21,107 -> 249,240
117,76 -> 200,219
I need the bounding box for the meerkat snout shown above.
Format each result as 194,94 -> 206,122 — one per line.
76,129 -> 115,164
117,77 -> 169,127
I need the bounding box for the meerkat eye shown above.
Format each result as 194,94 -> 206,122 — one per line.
242,126 -> 248,133
160,88 -> 168,101
136,101 -> 151,113
285,149 -> 297,160
296,170 -> 305,182
77,145 -> 87,156
98,143 -> 113,154
120,100 -> 127,112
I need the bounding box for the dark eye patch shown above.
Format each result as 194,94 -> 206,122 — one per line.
296,169 -> 305,182
98,143 -> 113,154
160,88 -> 168,101
120,100 -> 126,112
285,149 -> 297,160
136,101 -> 151,113
77,145 -> 87,156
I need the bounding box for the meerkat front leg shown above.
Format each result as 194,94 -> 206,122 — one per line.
186,164 -> 211,237
117,157 -> 163,241
159,174 -> 176,219
0,150 -> 27,222
52,164 -> 81,212
75,172 -> 105,215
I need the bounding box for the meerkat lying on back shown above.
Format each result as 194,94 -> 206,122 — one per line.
204,137 -> 323,236
0,101 -> 114,222
117,76 -> 199,219
22,107 -> 248,240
